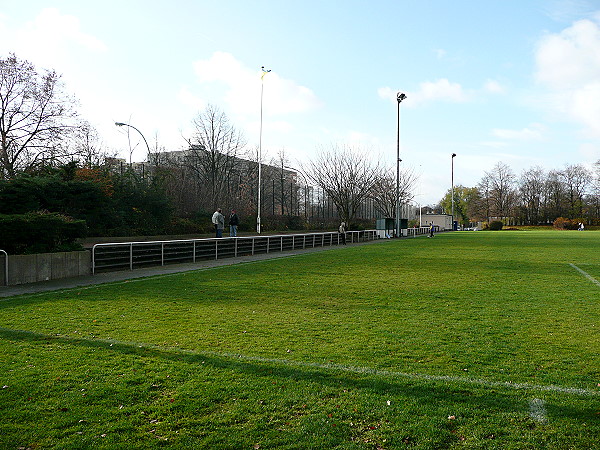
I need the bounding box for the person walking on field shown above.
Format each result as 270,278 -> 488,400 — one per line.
229,209 -> 239,237
212,208 -> 225,238
429,223 -> 435,238
338,221 -> 347,245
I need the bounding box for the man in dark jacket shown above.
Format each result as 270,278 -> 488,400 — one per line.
229,210 -> 239,237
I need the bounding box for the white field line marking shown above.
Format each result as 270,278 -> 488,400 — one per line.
529,398 -> 548,423
2,327 -> 598,398
569,263 -> 600,288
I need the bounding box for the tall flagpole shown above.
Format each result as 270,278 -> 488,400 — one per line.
257,66 -> 271,233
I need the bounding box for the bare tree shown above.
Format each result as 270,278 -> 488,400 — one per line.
185,105 -> 246,210
480,161 -> 517,221
304,144 -> 380,224
72,121 -> 113,168
519,166 -> 546,225
271,149 -> 291,215
543,169 -> 567,220
594,160 -> 600,196
0,53 -> 80,178
560,163 -> 590,218
371,166 -> 418,218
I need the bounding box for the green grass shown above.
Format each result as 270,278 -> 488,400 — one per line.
0,231 -> 598,449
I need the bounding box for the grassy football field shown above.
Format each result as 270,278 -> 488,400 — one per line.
0,230 -> 598,448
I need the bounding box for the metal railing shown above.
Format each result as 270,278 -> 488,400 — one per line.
407,226 -> 436,237
92,230 -> 378,274
0,250 -> 7,286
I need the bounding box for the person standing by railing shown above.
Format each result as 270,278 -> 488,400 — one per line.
229,210 -> 239,237
212,209 -> 225,238
338,221 -> 347,245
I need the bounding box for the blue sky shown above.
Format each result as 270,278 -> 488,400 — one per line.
1,0 -> 600,204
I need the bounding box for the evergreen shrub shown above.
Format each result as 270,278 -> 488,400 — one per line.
489,220 -> 504,230
0,211 -> 87,254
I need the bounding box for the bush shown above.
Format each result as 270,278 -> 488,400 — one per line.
0,211 -> 87,254
553,217 -> 579,230
164,218 -> 204,235
489,221 -> 503,231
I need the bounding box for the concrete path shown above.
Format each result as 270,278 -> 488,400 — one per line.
0,240 -> 388,298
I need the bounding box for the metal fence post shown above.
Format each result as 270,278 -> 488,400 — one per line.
0,249 -> 8,286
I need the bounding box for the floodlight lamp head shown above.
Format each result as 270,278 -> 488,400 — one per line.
452,153 -> 457,157
397,92 -> 407,103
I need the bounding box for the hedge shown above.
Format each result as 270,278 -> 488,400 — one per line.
0,211 -> 87,254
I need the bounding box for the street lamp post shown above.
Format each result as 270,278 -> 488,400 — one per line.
451,152 -> 456,230
115,122 -> 151,163
396,92 -> 407,238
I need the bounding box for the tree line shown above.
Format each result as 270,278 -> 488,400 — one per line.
438,161 -> 600,227
3,52 -> 597,255
0,53 -> 413,254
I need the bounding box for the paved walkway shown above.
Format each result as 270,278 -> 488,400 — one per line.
0,240 -> 389,298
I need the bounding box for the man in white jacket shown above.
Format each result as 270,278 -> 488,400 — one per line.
211,208 -> 225,238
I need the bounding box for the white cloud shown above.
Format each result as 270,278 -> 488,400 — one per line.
1,8 -> 107,70
177,86 -> 206,112
570,81 -> 600,137
535,17 -> 600,137
192,52 -> 322,117
411,79 -> 469,105
378,79 -> 469,107
491,123 -> 546,141
535,19 -> 600,88
483,79 -> 505,94
479,141 -> 509,149
578,142 -> 600,161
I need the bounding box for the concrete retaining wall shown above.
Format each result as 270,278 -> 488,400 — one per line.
2,251 -> 91,286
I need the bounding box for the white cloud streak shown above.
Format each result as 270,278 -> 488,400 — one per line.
378,77 -> 505,107
491,123 -> 546,141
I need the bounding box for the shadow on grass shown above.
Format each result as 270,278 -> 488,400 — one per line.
0,326 -> 595,423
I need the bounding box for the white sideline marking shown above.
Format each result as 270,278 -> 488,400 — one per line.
3,327 -> 597,398
224,352 -> 599,397
529,398 -> 548,423
569,263 -> 600,288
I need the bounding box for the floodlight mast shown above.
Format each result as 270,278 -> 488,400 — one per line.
396,92 -> 407,238
451,152 -> 456,230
